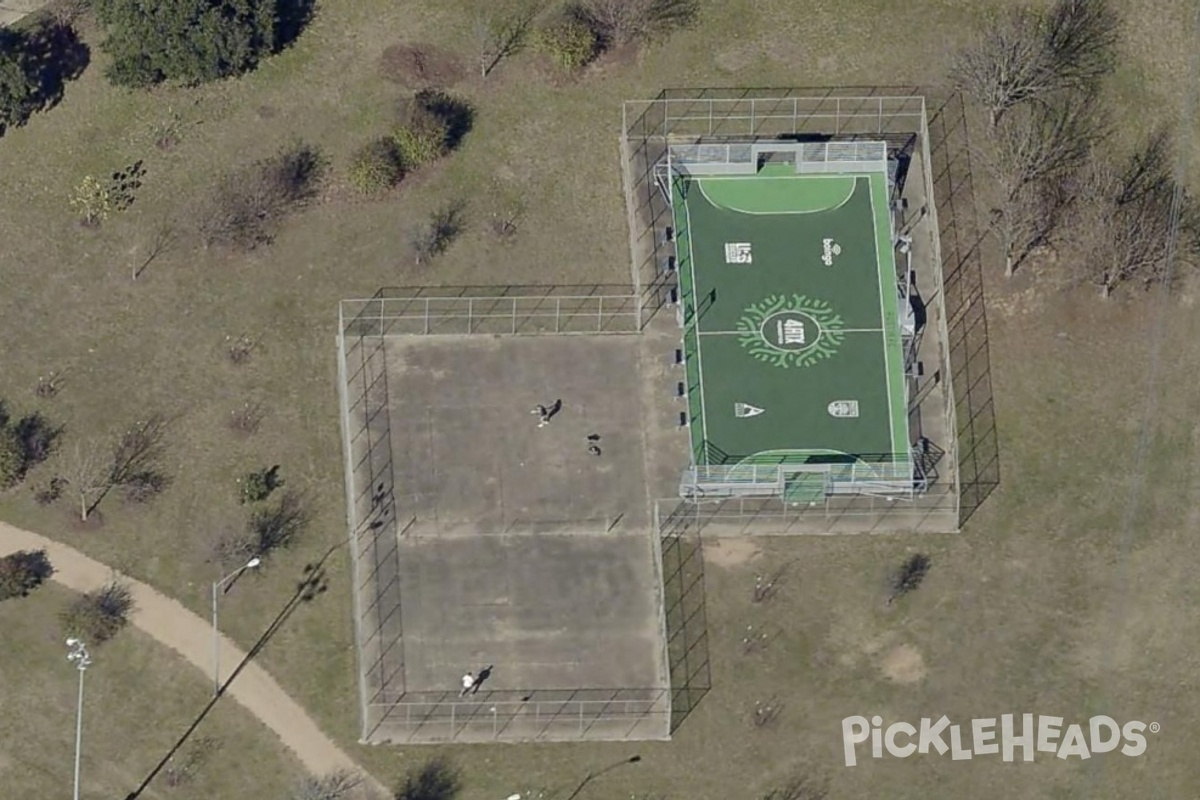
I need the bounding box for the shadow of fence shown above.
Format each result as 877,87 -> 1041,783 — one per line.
657,507 -> 712,732
925,92 -> 1001,526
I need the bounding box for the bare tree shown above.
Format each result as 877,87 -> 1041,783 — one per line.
110,412 -> 170,487
975,96 -> 1102,276
954,0 -> 1118,128
572,0 -> 698,48
952,8 -> 1054,128
132,217 -> 177,280
474,1 -> 541,78
58,414 -> 170,521
1043,0 -> 1119,93
1068,131 -> 1193,297
60,439 -> 110,521
295,769 -> 364,800
410,201 -> 466,266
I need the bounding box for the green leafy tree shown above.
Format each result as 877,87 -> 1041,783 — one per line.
95,0 -> 277,87
0,29 -> 38,131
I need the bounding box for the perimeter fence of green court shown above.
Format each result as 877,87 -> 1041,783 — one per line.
623,88 -> 980,532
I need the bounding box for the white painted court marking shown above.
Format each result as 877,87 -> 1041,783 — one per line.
697,327 -> 884,337
734,402 -> 765,418
867,173 -> 899,456
696,175 -> 860,216
724,242 -> 753,263
821,237 -> 843,266
827,400 -> 860,418
682,177 -> 711,448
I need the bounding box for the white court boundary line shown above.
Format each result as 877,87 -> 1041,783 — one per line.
868,172 -> 899,458
698,327 -> 884,337
696,175 -> 861,216
681,176 -> 711,451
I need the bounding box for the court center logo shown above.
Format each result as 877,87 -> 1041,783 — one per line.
737,294 -> 845,368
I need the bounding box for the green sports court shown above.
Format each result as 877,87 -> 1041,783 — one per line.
666,142 -> 914,498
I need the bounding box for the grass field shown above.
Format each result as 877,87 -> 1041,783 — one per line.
0,583 -> 304,799
1,0 -> 1199,797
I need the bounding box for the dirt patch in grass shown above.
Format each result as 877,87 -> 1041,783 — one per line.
703,537 -> 762,568
879,643 -> 926,684
379,43 -> 466,88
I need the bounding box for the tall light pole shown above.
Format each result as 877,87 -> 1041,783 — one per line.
66,638 -> 91,800
211,556 -> 261,696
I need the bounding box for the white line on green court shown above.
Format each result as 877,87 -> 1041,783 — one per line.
696,176 -> 858,216
696,328 -> 884,336
682,178 -> 711,449
867,173 -> 898,458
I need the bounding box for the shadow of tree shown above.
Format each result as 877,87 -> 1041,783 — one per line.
24,19 -> 89,114
416,89 -> 475,152
276,0 -> 317,51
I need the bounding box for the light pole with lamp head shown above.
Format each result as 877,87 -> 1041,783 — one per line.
211,556 -> 261,696
66,637 -> 91,800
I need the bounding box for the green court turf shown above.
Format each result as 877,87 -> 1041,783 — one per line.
674,168 -> 909,472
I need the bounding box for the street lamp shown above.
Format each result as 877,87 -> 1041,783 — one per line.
66,638 -> 91,800
211,556 -> 261,696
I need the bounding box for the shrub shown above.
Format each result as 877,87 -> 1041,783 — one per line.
238,464 -> 283,504
0,425 -> 23,488
121,470 -> 169,503
13,411 -> 61,469
390,122 -> 447,171
60,581 -> 134,644
199,142 -> 327,250
347,138 -> 404,193
887,553 -> 931,604
95,0 -> 277,87
248,489 -> 309,556
391,89 -> 474,169
0,549 -> 54,601
532,20 -> 599,71
410,201 -> 465,265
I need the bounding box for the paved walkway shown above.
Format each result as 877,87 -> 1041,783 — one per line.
0,522 -> 386,796
0,0 -> 50,28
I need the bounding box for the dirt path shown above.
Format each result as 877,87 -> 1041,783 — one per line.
0,0 -> 51,28
0,522 -> 386,796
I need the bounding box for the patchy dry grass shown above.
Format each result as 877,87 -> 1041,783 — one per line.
0,582 -> 303,798
0,0 -> 1198,798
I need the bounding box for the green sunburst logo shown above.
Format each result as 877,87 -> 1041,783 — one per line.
736,294 -> 845,368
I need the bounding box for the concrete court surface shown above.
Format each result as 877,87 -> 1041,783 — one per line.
387,335 -> 669,536
367,332 -> 686,741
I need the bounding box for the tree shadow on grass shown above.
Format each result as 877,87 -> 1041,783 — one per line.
0,20 -> 88,136
25,19 -> 89,114
276,0 -> 318,51
417,89 -> 475,152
